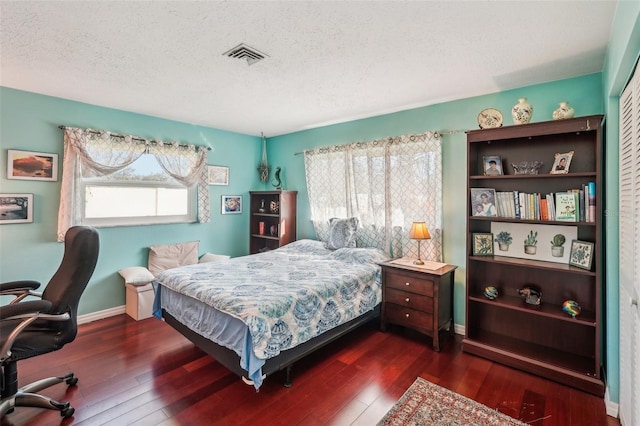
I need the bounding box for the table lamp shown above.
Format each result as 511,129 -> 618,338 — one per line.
409,221 -> 431,265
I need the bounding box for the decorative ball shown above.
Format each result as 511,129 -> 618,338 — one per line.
484,286 -> 499,300
562,300 -> 581,318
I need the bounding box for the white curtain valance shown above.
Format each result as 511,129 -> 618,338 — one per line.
57,127 -> 210,241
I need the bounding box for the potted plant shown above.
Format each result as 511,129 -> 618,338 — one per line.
494,231 -> 513,251
524,230 -> 538,255
550,233 -> 566,257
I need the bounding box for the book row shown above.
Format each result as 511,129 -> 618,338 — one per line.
470,182 -> 596,222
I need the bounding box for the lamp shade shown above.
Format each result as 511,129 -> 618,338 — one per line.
409,221 -> 431,240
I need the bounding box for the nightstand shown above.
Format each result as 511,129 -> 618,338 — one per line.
380,259 -> 457,351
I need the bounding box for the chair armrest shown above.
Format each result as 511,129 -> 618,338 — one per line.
0,300 -> 52,321
0,280 -> 41,293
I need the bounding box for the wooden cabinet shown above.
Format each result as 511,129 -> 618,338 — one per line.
462,115 -> 604,396
380,261 -> 457,351
249,190 -> 297,254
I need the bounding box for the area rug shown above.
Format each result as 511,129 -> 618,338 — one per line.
377,377 -> 528,426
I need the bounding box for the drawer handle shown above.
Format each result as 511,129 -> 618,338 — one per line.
405,313 -> 410,318
405,282 -> 411,286
405,298 -> 410,303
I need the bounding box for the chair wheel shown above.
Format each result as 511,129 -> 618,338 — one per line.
61,406 -> 75,418
66,376 -> 78,386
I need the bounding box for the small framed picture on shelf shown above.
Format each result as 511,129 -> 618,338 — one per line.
568,240 -> 594,270
7,149 -> 58,181
0,193 -> 34,224
221,195 -> 242,214
472,233 -> 494,256
470,188 -> 497,217
550,150 -> 574,174
482,155 -> 503,176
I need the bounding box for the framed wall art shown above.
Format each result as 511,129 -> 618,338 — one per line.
490,222 -> 577,264
550,150 -> 574,174
0,193 -> 34,224
568,240 -> 594,270
7,149 -> 58,181
208,165 -> 229,185
221,195 -> 242,214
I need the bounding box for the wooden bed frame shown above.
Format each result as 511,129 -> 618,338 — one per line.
162,304 -> 381,387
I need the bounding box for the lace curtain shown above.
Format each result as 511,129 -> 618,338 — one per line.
57,127 -> 210,241
304,131 -> 442,260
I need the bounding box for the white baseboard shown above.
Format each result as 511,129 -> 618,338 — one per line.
78,305 -> 125,325
604,387 -> 619,418
454,323 -> 465,335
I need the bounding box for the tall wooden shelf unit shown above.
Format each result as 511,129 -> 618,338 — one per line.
249,190 -> 297,254
462,115 -> 605,396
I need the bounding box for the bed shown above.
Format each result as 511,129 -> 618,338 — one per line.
152,239 -> 390,389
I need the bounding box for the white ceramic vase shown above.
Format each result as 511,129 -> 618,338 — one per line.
552,101 -> 575,120
511,98 -> 533,125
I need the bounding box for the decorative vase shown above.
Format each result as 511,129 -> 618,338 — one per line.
552,101 -> 575,120
511,98 -> 533,125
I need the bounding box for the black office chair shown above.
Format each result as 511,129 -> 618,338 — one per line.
0,226 -> 99,419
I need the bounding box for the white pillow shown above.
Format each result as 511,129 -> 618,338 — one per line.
148,241 -> 199,276
199,253 -> 231,263
118,266 -> 154,286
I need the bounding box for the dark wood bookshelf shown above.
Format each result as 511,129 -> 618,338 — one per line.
463,115 -> 605,396
249,190 -> 297,254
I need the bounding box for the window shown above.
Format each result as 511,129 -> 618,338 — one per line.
58,127 -> 209,241
81,153 -> 195,227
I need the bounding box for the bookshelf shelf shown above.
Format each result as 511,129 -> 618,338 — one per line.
463,115 -> 604,396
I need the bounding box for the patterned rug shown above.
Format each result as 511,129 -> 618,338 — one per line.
377,377 -> 528,426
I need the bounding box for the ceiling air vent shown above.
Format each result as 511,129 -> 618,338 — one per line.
223,43 -> 268,65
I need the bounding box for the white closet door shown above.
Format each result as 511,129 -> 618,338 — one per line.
619,61 -> 640,426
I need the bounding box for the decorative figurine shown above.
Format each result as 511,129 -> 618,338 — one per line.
272,166 -> 282,189
562,300 -> 581,318
518,286 -> 542,305
483,286 -> 499,300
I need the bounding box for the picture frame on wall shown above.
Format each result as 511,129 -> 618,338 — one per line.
208,165 -> 229,185
482,155 -> 503,176
568,239 -> 595,270
472,233 -> 494,256
550,150 -> 574,174
0,193 -> 34,224
7,149 -> 58,181
221,195 -> 242,214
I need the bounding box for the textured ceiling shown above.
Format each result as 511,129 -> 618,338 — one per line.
0,1 -> 617,136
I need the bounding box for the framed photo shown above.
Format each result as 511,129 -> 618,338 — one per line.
482,155 -> 503,176
208,165 -> 229,185
7,150 -> 58,181
470,188 -> 497,217
550,150 -> 574,174
221,195 -> 242,214
0,193 -> 34,224
568,239 -> 594,270
472,233 -> 494,256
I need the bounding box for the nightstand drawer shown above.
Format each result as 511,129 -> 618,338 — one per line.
385,288 -> 433,313
385,304 -> 434,330
384,270 -> 434,296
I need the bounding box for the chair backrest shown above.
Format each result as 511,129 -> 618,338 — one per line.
41,226 -> 100,345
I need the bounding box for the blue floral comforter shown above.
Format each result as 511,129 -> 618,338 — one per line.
153,239 -> 389,368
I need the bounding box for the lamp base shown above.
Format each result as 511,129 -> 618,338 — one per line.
413,259 -> 424,265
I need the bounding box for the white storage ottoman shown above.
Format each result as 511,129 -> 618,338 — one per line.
125,282 -> 154,320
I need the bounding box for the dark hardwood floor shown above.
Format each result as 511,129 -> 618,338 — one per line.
2,314 -> 618,426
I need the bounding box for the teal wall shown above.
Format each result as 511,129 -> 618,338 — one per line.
0,87 -> 262,315
268,72 -> 604,333
602,0 -> 640,405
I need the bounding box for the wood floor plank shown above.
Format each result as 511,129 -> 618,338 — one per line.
0,314 -> 619,426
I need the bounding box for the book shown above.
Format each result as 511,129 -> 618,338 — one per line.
513,190 -> 520,218
555,192 -> 578,221
588,181 -> 596,222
